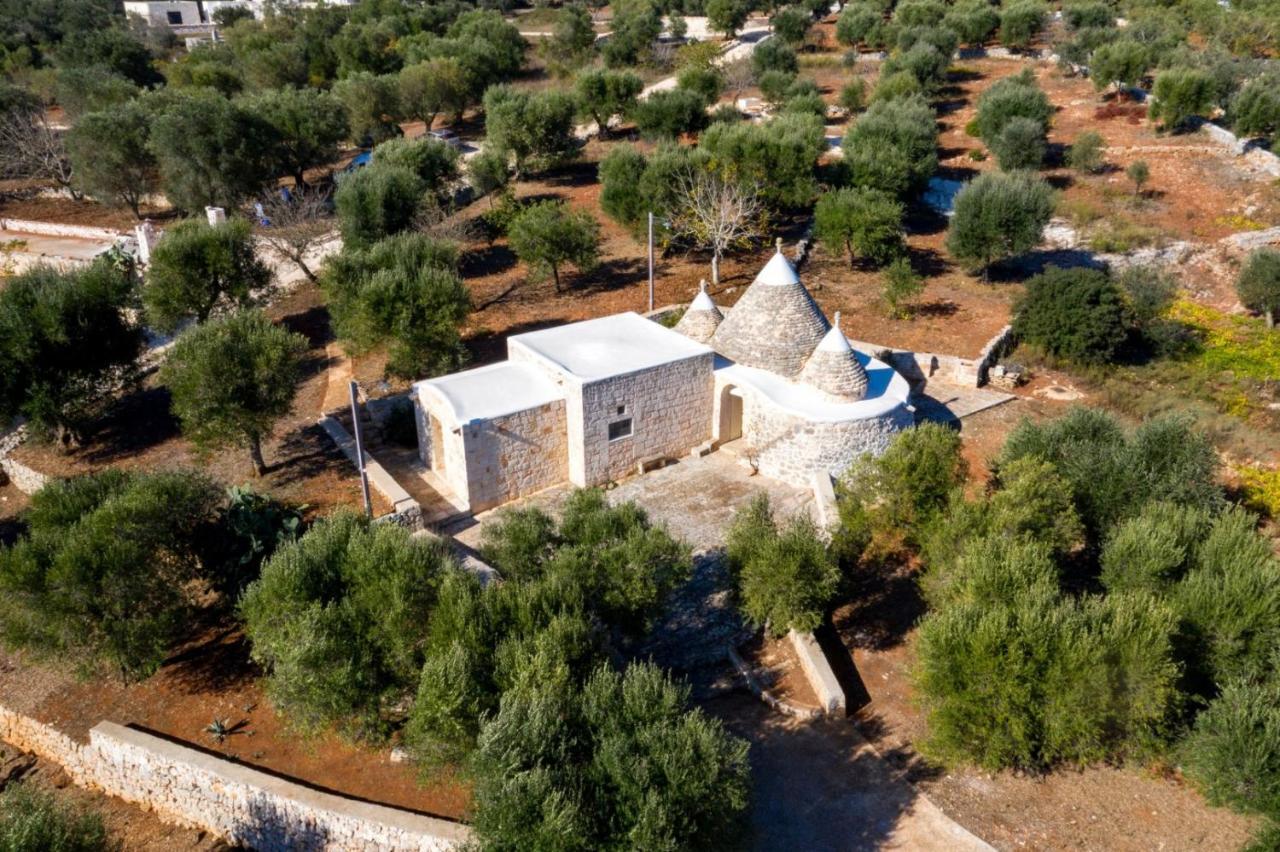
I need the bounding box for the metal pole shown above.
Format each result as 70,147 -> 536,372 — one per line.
349,380 -> 373,519
647,211 -> 655,313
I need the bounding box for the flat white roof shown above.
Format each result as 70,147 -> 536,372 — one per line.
416,361 -> 564,424
716,352 -> 911,422
510,312 -> 712,382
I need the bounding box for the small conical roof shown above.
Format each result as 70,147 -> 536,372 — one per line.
710,240 -> 829,377
674,280 -> 723,343
800,312 -> 869,401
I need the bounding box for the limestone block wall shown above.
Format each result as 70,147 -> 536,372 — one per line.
0,706 -> 469,851
460,400 -> 568,513
573,354 -> 715,486
738,389 -> 913,487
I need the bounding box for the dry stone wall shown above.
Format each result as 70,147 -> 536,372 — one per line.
0,705 -> 469,851
739,389 -> 913,486
461,400 -> 569,512
576,354 -> 716,485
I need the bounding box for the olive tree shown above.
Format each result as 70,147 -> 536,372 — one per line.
148,88 -> 281,212
508,201 -> 601,292
1090,40 -> 1151,96
241,86 -> 349,189
483,85 -> 578,176
1013,266 -> 1133,363
0,470 -> 223,680
143,218 -> 272,333
1150,67 -> 1215,131
813,186 -> 905,267
574,68 -> 643,136
161,310 -> 307,476
990,116 -> 1046,171
1237,248 -> 1280,328
946,171 -> 1053,277
321,233 -> 470,378
334,163 -> 425,250
0,260 -> 141,447
66,102 -> 156,217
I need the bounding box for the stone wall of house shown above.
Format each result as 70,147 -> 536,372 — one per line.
461,400 -> 568,513
737,388 -> 913,487
0,706 -> 469,851
574,354 -> 716,486
415,390 -> 470,509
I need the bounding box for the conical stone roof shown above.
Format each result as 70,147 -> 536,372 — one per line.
674,280 -> 723,343
710,242 -> 829,377
799,312 -> 869,401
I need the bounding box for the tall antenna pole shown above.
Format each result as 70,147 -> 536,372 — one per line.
647,211 -> 655,313
349,380 -> 373,519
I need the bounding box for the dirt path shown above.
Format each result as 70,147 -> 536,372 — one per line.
708,692 -> 992,851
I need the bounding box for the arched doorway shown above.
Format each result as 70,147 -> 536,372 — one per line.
718,385 -> 743,445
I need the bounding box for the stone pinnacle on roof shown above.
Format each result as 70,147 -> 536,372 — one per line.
800,311 -> 870,401
709,239 -> 829,376
674,279 -> 723,343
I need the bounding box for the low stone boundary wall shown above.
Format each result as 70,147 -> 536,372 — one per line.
318,415 -> 423,530
0,218 -> 122,242
787,630 -> 846,716
847,338 -> 982,388
0,426 -> 48,495
0,705 -> 469,850
976,325 -> 1016,386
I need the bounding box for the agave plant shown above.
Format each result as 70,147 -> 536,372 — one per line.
205,718 -> 232,743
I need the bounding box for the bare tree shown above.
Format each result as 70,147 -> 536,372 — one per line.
670,169 -> 765,286
0,108 -> 78,198
255,185 -> 336,284
722,57 -> 756,102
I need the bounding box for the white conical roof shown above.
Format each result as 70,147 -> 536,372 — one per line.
710,241 -> 829,377
799,312 -> 869,401
674,280 -> 723,343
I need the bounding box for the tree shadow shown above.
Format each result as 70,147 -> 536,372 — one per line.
704,691 -> 930,851
852,711 -> 945,785
539,160 -> 601,189
0,516 -> 26,548
1045,172 -> 1074,191
465,317 -> 572,366
160,613 -> 258,696
833,558 -> 927,652
81,385 -> 181,465
276,304 -> 332,348
461,243 -> 518,278
264,423 -> 353,487
1000,247 -> 1105,279
904,245 -> 950,277
576,257 -> 647,294
911,298 -> 960,319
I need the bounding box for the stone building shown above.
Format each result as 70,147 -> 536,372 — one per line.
413,248 -> 911,512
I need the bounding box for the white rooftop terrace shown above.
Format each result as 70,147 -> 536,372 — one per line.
415,361 -> 564,423
509,312 -> 712,382
716,352 -> 911,422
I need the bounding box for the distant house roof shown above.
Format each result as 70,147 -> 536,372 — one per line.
710,247 -> 829,377
510,312 -> 712,382
416,361 -> 564,424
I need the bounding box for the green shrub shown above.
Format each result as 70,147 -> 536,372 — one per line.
916,588 -> 1178,769
998,1 -> 1046,49
943,0 -> 999,46
1013,265 -> 1133,364
922,534 -> 1059,611
1067,130 -> 1105,173
700,113 -> 826,208
814,186 -> 904,268
370,136 -> 459,200
1231,77 -> 1280,142
752,38 -> 798,77
989,115 -> 1046,171
881,42 -> 948,91
838,422 -> 967,554
946,171 -> 1054,274
870,70 -> 924,104
974,69 -> 1051,143
0,470 -> 223,680
842,94 -> 938,196
1237,248 -> 1280,327
320,233 -> 470,379
335,163 -> 425,250
1150,67 -> 1215,131
598,144 -> 649,228
893,0 -> 946,29
632,88 -> 709,139
239,512 -> 455,734
838,78 -> 867,113
143,217 -> 271,334
1100,502 -> 1212,593
996,407 -> 1223,541
0,782 -> 109,852
882,256 -> 924,317
470,662 -> 750,850
1064,1 -> 1113,29
1183,677 -> 1280,820
728,495 -> 840,636
1174,508 -> 1280,687
836,5 -> 881,47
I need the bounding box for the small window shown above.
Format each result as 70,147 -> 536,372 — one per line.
608,418 -> 633,442
616,404 -> 627,415
166,10 -> 183,23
